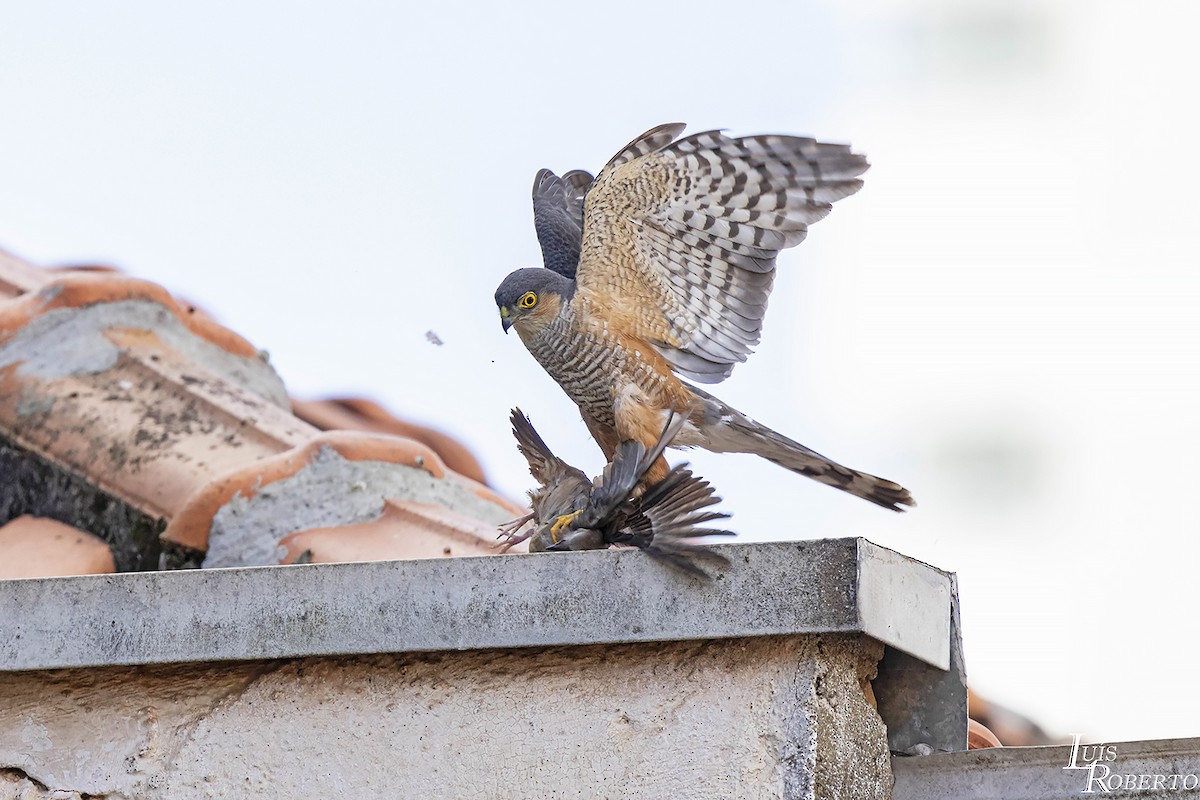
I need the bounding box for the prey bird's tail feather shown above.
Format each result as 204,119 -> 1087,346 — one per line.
620,463 -> 734,579
686,388 -> 915,512
637,408 -> 688,477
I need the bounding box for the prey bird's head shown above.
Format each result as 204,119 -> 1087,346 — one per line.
494,268 -> 574,336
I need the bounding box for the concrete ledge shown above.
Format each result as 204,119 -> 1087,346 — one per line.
0,537 -> 951,672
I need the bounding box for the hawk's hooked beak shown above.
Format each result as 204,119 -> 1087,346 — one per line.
499,306 -> 513,333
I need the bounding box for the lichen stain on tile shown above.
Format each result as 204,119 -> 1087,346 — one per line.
15,386 -> 55,417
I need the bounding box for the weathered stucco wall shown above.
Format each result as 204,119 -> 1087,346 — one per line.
0,634 -> 887,800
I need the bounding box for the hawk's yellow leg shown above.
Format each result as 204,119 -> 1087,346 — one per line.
549,509 -> 583,543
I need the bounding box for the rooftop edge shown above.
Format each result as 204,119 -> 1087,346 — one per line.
0,537 -> 952,672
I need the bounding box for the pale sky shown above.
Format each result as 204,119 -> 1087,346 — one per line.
3,0 -> 1199,743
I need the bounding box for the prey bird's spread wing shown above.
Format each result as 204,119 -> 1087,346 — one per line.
574,123 -> 869,384
575,438 -> 645,530
510,408 -> 588,488
532,168 -> 593,279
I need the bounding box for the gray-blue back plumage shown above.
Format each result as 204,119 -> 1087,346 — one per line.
532,168 -> 592,279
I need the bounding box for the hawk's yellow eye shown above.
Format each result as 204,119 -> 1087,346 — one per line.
519,291 -> 538,309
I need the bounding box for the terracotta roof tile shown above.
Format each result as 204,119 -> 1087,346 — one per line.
967,689 -> 1055,746
0,271 -> 262,360
154,429 -> 455,544
49,263 -> 123,274
0,249 -> 53,299
51,263 -> 235,337
0,272 -> 308,523
294,397 -> 489,486
0,515 -> 115,579
968,718 -> 1003,749
0,248 -> 524,572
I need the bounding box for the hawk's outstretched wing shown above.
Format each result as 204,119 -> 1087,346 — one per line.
574,124 -> 868,383
532,168 -> 593,279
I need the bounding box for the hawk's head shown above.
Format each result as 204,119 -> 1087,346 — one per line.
494,268 -> 574,336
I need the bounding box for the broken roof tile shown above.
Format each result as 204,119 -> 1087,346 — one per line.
165,429 -> 522,566
0,515 -> 116,579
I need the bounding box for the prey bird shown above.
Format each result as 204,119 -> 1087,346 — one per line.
495,123 -> 914,512
500,408 -> 732,579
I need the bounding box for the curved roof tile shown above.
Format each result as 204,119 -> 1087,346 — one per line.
280,499 -> 501,564
293,397 -> 490,486
0,515 -> 116,579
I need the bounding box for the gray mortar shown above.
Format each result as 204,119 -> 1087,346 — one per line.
0,298 -> 289,407
202,446 -> 512,568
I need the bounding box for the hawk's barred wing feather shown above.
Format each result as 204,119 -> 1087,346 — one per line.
575,125 -> 868,383
602,122 -> 687,172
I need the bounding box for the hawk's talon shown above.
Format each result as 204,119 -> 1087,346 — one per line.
549,509 -> 583,542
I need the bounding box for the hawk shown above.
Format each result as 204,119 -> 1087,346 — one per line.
494,123 -> 914,511
503,408 -> 732,579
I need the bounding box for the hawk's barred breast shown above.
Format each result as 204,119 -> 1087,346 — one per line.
520,306 -> 681,432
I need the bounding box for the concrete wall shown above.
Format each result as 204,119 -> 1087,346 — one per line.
2,635 -> 887,800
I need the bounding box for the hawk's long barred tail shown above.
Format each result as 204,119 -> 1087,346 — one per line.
686,386 -> 915,512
